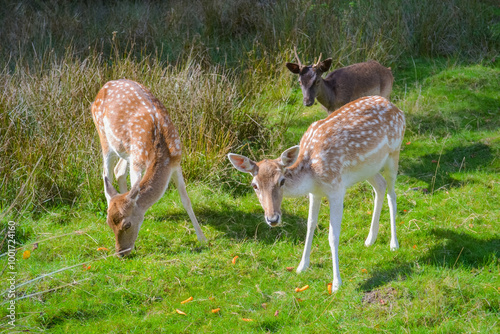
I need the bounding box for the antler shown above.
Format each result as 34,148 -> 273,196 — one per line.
314,53 -> 323,68
293,46 -> 303,68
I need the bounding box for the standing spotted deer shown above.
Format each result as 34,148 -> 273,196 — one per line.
228,96 -> 405,291
286,49 -> 394,114
91,79 -> 206,256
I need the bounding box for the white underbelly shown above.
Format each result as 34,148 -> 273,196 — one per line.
341,154 -> 388,188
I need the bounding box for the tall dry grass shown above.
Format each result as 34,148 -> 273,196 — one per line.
1,0 -> 497,66
0,49 -> 277,214
1,0 -> 498,214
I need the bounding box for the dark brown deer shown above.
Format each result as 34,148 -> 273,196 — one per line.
286,49 -> 394,114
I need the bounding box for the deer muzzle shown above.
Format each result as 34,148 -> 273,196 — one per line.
265,214 -> 282,227
303,97 -> 315,107
116,246 -> 133,257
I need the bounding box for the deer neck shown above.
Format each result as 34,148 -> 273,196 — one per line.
283,161 -> 314,197
315,79 -> 335,111
136,154 -> 175,211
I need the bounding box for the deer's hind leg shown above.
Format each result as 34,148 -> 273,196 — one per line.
383,152 -> 400,251
365,173 -> 387,247
328,189 -> 346,292
172,166 -> 207,242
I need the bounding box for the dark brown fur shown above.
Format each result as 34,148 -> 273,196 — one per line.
286,58 -> 394,114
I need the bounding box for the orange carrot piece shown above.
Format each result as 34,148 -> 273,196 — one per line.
295,285 -> 309,292
181,296 -> 193,304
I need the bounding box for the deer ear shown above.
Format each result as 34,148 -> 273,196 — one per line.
317,58 -> 332,73
286,63 -> 301,74
228,153 -> 258,175
104,176 -> 119,201
280,146 -> 300,167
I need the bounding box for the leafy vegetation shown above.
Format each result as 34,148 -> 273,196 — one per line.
0,0 -> 499,332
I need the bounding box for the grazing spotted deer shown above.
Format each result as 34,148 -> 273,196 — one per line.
228,96 -> 405,291
91,79 -> 206,256
286,48 -> 394,114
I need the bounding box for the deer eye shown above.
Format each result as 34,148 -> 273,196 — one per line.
122,221 -> 132,230
252,182 -> 259,191
279,178 -> 286,187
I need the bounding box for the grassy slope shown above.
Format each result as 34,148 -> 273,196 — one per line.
1,61 -> 499,333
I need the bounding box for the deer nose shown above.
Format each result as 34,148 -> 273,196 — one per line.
303,98 -> 314,107
116,247 -> 133,257
266,214 -> 281,227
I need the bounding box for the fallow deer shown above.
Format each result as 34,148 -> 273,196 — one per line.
286,49 -> 394,114
91,79 -> 207,256
228,96 -> 405,291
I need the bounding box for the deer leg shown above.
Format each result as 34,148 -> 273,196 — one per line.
172,167 -> 207,242
328,190 -> 345,292
114,158 -> 128,193
129,159 -> 143,188
384,154 -> 400,251
103,151 -> 118,205
297,193 -> 321,273
364,173 -> 387,247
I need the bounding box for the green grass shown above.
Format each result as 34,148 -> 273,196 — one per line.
1,61 -> 498,333
1,1 -> 499,332
1,0 -> 499,212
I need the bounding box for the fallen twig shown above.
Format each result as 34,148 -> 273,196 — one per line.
4,278 -> 91,304
1,248 -> 130,296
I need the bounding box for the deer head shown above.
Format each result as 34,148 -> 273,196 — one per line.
104,176 -> 146,256
228,146 -> 300,227
286,50 -> 333,107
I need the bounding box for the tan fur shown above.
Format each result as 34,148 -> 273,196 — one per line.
91,79 -> 206,256
228,96 -> 405,291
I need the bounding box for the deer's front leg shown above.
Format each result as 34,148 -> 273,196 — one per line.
103,151 -> 117,205
297,193 -> 321,273
328,191 -> 345,292
114,158 -> 128,193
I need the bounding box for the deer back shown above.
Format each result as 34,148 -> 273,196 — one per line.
294,95 -> 404,186
91,79 -> 182,168
325,61 -> 394,110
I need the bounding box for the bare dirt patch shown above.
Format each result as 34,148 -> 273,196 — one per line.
362,287 -> 398,305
